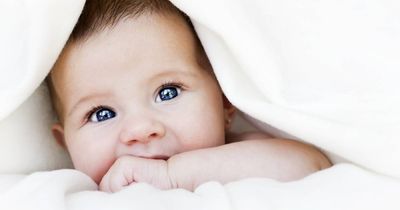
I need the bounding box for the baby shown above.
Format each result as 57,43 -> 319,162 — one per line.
48,0 -> 331,192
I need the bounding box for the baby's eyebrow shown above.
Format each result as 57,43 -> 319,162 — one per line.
150,70 -> 197,81
68,93 -> 112,117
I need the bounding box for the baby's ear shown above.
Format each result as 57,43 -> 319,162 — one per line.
51,123 -> 66,148
223,95 -> 236,129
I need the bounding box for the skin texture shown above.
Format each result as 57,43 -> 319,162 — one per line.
51,13 -> 331,192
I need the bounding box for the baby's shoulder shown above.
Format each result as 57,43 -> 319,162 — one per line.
226,131 -> 273,143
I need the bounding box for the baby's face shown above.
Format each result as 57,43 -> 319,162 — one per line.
51,14 -> 227,183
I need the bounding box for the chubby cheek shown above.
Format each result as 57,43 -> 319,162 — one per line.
172,102 -> 226,151
65,130 -> 116,184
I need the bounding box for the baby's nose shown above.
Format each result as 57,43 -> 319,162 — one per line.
119,116 -> 165,144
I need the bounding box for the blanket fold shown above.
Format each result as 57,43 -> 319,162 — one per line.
1,164 -> 400,210
172,0 -> 400,177
1,0 -> 400,209
0,0 -> 85,121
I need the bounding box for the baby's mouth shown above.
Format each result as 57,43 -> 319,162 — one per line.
138,155 -> 169,161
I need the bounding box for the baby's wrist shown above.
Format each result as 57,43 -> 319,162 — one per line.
167,154 -> 197,191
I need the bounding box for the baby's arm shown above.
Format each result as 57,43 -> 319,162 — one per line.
99,133 -> 331,192
168,133 -> 331,191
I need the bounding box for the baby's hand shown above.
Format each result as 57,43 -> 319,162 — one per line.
99,156 -> 173,192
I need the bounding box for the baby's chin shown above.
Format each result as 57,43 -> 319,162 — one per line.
89,172 -> 106,185
78,166 -> 110,185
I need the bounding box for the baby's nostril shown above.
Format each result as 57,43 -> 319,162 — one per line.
149,133 -> 158,138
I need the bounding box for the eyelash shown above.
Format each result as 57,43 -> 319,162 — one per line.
84,105 -> 111,123
159,80 -> 184,90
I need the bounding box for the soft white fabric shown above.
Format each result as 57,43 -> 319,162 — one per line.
173,0 -> 400,177
0,0 -> 81,174
0,83 -> 72,174
1,164 -> 400,210
1,0 -> 400,209
0,0 -> 85,121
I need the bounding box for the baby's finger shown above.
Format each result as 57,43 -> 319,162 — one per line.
108,167 -> 133,192
99,170 -> 112,192
99,159 -> 124,192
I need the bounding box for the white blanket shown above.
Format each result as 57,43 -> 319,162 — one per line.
1,0 -> 400,209
1,164 -> 400,210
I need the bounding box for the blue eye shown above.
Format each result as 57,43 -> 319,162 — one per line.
156,86 -> 181,102
88,107 -> 116,122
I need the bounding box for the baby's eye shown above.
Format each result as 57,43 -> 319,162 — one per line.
155,85 -> 181,102
88,107 -> 116,122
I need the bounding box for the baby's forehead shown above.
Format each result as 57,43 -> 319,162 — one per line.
52,13 -> 211,89
70,10 -> 193,46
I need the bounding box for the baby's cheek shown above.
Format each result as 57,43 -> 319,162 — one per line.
181,133 -> 225,152
84,158 -> 115,184
66,130 -> 117,184
69,147 -> 115,184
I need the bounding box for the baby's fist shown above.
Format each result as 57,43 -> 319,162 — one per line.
99,156 -> 173,192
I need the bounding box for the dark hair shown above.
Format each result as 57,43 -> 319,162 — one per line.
70,0 -> 188,43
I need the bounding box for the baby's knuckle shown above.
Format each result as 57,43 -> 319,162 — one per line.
115,156 -> 130,166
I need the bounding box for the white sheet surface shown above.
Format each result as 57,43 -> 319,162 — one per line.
1,0 -> 400,209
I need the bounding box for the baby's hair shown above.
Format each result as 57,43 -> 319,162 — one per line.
48,0 -> 213,123
71,0 -> 187,43
68,0 -> 211,71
